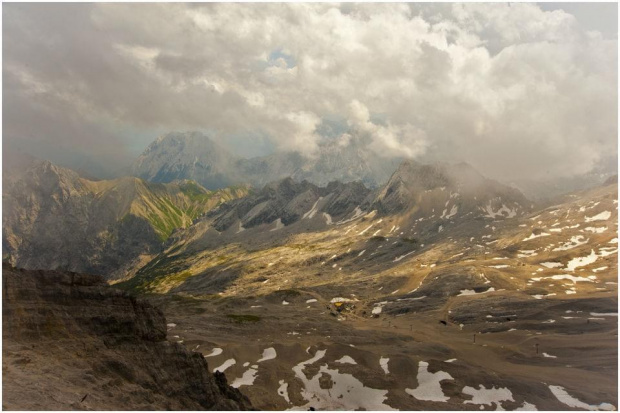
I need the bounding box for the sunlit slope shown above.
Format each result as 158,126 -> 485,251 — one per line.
120,161 -> 534,294
127,180 -> 617,410
85,177 -> 248,241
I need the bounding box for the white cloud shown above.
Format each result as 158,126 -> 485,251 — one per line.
347,100 -> 428,158
3,3 -> 617,181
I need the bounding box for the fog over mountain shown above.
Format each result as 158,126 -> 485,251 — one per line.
3,3 -> 617,185
131,131 -> 403,190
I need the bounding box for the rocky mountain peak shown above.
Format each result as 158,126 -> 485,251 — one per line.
19,160 -> 86,198
132,131 -> 403,190
132,132 -> 242,190
373,160 -> 531,219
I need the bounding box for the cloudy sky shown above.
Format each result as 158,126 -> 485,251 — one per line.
3,2 -> 618,181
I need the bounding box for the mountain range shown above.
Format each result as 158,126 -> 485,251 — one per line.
117,155 -> 617,410
2,133 -> 617,410
131,131 -> 402,190
2,159 -> 248,279
4,151 -> 532,283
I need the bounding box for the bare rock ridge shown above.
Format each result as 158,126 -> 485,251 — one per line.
2,263 -> 253,410
208,177 -> 372,232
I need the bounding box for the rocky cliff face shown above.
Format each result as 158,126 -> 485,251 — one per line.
2,263 -> 252,410
208,177 -> 372,232
3,160 -> 248,279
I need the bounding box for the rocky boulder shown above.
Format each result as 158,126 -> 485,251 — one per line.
2,263 -> 253,410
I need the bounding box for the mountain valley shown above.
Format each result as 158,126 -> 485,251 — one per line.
4,3 -> 618,411
3,150 -> 617,411
118,161 -> 617,410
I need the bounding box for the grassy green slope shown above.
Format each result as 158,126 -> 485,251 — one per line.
132,180 -> 249,241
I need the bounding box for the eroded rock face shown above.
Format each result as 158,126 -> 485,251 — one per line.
2,264 -> 252,410
208,177 -> 372,232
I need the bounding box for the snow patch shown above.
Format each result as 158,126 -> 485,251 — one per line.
405,361 -> 454,402
331,297 -> 357,303
585,211 -> 612,222
213,358 -> 236,373
515,401 -> 538,411
204,348 -> 223,358
484,202 -> 518,219
566,250 -> 598,271
257,347 -> 277,362
302,197 -> 323,219
442,204 -> 459,219
380,357 -> 390,374
335,356 -> 357,365
291,349 -> 395,410
394,250 -> 416,262
463,385 -> 514,409
532,293 -> 556,299
584,226 -> 607,233
540,262 -> 563,269
323,212 -> 333,225
231,367 -> 258,388
270,218 -> 285,231
553,235 -> 588,251
278,380 -> 290,403
523,232 -> 550,241
549,385 -> 615,411
458,288 -> 495,296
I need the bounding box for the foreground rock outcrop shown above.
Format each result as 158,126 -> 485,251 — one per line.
2,264 -> 252,410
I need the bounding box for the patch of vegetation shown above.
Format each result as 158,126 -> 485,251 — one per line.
147,212 -> 173,241
116,261 -> 193,293
402,237 -> 418,244
226,314 -> 261,323
370,235 -> 386,241
179,181 -> 210,201
144,270 -> 194,292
